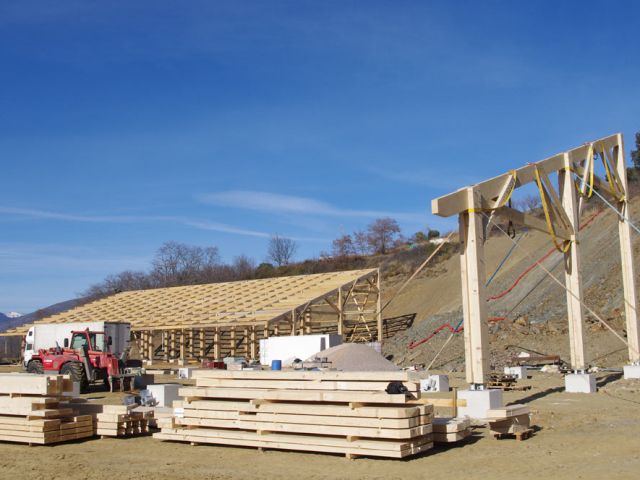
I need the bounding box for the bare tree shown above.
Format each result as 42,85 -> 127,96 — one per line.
366,217 -> 401,254
232,255 -> 256,279
353,230 -> 370,255
267,235 -> 298,266
151,241 -> 221,286
515,194 -> 541,212
84,270 -> 153,298
331,234 -> 356,257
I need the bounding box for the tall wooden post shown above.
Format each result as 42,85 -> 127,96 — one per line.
459,187 -> 489,386
179,329 -> 186,365
163,332 -> 169,362
213,328 -> 220,360
560,154 -> 586,370
199,329 -> 205,360
615,135 -> 640,363
376,271 -> 383,342
230,328 -> 236,357
337,289 -> 344,337
250,326 -> 257,360
147,330 -> 154,364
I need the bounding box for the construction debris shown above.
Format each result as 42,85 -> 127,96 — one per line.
306,343 -> 399,372
488,373 -> 531,391
0,373 -> 94,445
154,370 -> 433,459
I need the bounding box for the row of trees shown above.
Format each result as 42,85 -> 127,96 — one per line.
330,218 -> 441,258
85,236 -> 299,298
84,218 -> 437,298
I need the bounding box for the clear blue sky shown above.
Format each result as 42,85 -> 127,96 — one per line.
1,1 -> 639,313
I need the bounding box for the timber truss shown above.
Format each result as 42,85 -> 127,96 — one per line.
432,133 -> 639,386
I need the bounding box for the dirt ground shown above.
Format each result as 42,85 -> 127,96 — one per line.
1,367 -> 640,480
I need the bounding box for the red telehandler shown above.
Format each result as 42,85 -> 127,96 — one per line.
27,328 -> 135,393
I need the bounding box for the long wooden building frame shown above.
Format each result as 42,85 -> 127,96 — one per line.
3,269 -> 394,364
432,132 -> 639,387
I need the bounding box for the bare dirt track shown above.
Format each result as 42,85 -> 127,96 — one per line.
1,368 -> 640,480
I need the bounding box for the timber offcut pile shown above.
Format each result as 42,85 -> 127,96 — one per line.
154,370 -> 434,459
96,404 -> 153,438
0,374 -> 94,445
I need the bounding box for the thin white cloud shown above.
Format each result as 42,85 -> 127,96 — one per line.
197,190 -> 426,223
0,206 -> 276,239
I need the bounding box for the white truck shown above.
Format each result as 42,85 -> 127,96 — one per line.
23,322 -> 131,368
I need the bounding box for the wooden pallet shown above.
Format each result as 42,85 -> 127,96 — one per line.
493,428 -> 533,441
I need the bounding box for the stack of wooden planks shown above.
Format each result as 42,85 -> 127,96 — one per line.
96,404 -> 152,438
487,404 -> 532,440
0,374 -> 94,445
432,417 -> 472,443
154,370 -> 434,459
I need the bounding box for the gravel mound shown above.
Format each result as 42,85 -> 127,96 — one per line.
307,343 -> 400,371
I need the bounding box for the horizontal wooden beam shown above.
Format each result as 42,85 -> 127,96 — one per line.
432,133 -> 621,217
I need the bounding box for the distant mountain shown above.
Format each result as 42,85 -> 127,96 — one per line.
0,297 -> 88,333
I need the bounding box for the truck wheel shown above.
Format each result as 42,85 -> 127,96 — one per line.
61,362 -> 89,393
26,360 -> 43,374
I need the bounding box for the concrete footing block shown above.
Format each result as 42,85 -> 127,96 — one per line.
565,373 -> 596,393
457,389 -> 503,419
504,366 -> 528,379
420,375 -> 450,393
623,365 -> 640,379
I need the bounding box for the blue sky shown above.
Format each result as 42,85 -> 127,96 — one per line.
1,1 -> 639,313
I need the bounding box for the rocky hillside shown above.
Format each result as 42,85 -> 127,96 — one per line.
381,198 -> 640,371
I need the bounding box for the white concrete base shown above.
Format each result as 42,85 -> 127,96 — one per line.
623,365 -> 640,379
420,375 -> 450,393
504,366 -> 528,379
145,384 -> 182,407
457,389 -> 503,419
565,373 -> 596,393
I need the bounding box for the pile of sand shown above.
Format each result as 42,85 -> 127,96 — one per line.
307,343 -> 399,371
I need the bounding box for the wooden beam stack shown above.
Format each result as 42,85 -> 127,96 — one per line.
0,374 -> 94,445
154,370 -> 433,459
432,417 -> 471,443
96,404 -> 152,438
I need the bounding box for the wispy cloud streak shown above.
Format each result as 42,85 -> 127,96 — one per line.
197,191 -> 426,223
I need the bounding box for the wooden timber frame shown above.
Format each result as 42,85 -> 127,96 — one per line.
132,271 -> 383,364
4,269 -> 387,365
432,133 -> 639,386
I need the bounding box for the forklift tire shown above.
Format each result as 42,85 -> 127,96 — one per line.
26,360 -> 44,374
60,362 -> 89,393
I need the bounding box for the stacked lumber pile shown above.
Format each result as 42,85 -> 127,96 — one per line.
487,404 -> 532,440
432,417 -> 471,443
96,404 -> 153,438
0,374 -> 94,445
154,370 -> 433,459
